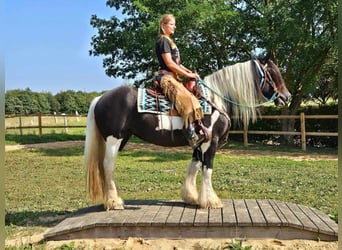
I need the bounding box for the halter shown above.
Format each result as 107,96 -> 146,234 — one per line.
198,60 -> 280,108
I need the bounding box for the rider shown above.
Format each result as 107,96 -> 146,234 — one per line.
155,14 -> 208,148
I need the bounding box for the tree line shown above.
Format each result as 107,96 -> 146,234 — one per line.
5,88 -> 102,115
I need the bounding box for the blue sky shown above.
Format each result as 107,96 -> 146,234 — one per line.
5,1 -> 124,94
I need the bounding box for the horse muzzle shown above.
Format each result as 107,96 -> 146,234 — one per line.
275,91 -> 291,107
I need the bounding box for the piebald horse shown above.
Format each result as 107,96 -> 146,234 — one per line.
84,56 -> 291,210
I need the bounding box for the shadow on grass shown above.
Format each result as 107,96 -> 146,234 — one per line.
119,150 -> 191,163
38,147 -> 85,157
5,210 -> 73,228
6,134 -> 85,145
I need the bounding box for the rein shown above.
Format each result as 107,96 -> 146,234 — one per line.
198,60 -> 279,108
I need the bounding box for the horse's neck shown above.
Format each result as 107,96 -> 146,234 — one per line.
204,60 -> 259,125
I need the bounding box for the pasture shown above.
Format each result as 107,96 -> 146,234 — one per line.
5,141 -> 338,241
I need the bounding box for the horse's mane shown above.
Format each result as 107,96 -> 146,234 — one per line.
203,60 -> 259,126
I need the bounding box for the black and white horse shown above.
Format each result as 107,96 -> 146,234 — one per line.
84,57 -> 291,210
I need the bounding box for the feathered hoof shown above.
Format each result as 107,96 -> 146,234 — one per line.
181,187 -> 199,205
199,198 -> 223,209
182,196 -> 199,206
105,198 -> 124,210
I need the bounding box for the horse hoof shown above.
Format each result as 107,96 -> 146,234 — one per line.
199,199 -> 223,209
105,199 -> 124,210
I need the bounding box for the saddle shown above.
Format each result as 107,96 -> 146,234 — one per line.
146,78 -> 211,142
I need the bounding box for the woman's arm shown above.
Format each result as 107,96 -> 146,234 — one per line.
161,53 -> 199,79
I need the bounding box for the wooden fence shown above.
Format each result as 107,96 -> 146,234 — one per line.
5,113 -> 338,151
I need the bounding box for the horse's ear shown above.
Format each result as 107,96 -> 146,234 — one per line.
259,51 -> 273,64
263,52 -> 271,62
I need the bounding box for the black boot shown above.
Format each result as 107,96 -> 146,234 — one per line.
184,123 -> 205,149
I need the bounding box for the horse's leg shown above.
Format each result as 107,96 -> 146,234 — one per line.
198,142 -> 223,209
199,165 -> 223,209
103,136 -> 124,210
181,158 -> 201,205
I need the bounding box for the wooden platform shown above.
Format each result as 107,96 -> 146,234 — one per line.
44,199 -> 338,241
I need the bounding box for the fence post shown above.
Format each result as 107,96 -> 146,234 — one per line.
243,123 -> 248,147
38,114 -> 42,136
19,115 -> 23,136
63,115 -> 68,133
300,112 -> 306,151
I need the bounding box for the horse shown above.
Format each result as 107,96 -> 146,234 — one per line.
84,55 -> 291,210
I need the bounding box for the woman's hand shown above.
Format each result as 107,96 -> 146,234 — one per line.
187,71 -> 199,80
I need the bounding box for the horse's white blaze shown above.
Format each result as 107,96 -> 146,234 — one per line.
199,166 -> 223,209
181,159 -> 201,205
155,114 -> 183,131
103,136 -> 124,210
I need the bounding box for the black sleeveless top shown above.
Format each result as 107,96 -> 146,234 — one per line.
155,36 -> 180,72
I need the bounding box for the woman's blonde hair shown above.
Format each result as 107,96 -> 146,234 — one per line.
159,14 -> 175,34
158,14 -> 176,48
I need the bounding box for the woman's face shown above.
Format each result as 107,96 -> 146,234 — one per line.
162,18 -> 176,36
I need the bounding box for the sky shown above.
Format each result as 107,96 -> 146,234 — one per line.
5,1 -> 124,94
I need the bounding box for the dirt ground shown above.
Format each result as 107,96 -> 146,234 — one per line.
5,141 -> 338,249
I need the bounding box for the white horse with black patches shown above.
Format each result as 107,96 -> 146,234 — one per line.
84,56 -> 291,210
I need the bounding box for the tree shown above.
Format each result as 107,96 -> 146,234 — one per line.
310,48 -> 338,105
90,1 -> 337,145
55,90 -> 79,114
89,0 -> 256,82
90,0 -> 337,99
5,89 -> 44,114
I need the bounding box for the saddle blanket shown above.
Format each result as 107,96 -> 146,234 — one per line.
137,85 -> 212,115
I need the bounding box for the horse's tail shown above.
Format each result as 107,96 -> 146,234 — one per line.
84,96 -> 106,203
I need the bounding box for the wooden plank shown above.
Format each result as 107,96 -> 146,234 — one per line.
310,207 -> 338,236
222,199 -> 236,225
122,201 -> 151,226
165,201 -> 185,226
233,200 -> 251,226
272,200 -> 302,229
286,203 -> 318,232
268,199 -> 288,226
151,201 -> 174,226
180,204 -> 197,226
257,199 -> 282,226
194,208 -> 209,226
298,204 -> 335,236
209,208 -> 222,226
137,201 -> 162,226
245,199 -> 266,226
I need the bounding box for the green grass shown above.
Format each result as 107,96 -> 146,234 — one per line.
5,144 -> 338,242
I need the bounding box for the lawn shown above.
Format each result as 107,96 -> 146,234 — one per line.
5,143 -> 338,240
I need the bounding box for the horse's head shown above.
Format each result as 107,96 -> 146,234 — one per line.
257,54 -> 291,107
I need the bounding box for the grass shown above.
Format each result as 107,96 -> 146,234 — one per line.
5,142 -> 338,242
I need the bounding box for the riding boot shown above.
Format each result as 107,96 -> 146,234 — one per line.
183,123 -> 205,149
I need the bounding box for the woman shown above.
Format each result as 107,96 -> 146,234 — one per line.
155,14 -> 208,148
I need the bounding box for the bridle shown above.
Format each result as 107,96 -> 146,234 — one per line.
253,59 -> 279,102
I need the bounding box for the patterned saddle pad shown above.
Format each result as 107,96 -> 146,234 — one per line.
137,83 -> 212,115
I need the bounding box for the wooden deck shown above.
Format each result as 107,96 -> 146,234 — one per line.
44,199 -> 338,241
